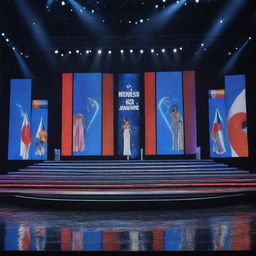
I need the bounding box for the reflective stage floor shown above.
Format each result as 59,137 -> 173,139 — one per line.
0,202 -> 256,252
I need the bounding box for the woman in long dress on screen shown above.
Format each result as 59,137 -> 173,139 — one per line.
122,118 -> 131,156
170,105 -> 184,151
73,113 -> 85,152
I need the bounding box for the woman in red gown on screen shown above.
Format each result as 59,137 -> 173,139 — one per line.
73,113 -> 85,152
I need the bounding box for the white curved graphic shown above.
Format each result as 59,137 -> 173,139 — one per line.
86,97 -> 99,133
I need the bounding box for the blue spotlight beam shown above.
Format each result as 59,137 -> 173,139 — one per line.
133,0 -> 187,34
15,0 -> 54,61
13,50 -> 32,78
195,0 -> 246,58
222,38 -> 251,74
46,0 -> 54,8
68,0 -> 109,36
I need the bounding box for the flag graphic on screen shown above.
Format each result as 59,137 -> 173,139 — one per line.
227,89 -> 248,157
211,108 -> 226,155
20,113 -> 32,159
35,118 -> 47,156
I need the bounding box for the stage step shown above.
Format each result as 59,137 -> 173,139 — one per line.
0,159 -> 255,204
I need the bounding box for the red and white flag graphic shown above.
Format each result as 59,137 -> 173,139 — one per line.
20,113 -> 32,159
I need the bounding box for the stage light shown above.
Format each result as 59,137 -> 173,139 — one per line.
108,50 -> 112,54
201,43 -> 204,47
92,9 -> 95,13
228,52 -> 232,55
130,49 -> 133,53
54,50 -> 59,54
155,5 -> 158,8
76,50 -> 79,54
20,52 -> 23,55
163,0 -> 166,2
68,51 -> 72,54
195,0 -> 199,3
86,50 -> 90,54
151,49 -> 155,53
6,38 -> 9,42
249,36 -> 252,40
161,49 -> 166,53
173,48 -> 177,53
179,47 -> 183,50
98,49 -> 102,54
61,53 -> 64,57
1,32 -> 5,36
120,49 -> 124,53
219,19 -> 223,23
140,49 -> 144,54
12,47 -> 15,50
61,1 -> 65,6
140,19 -> 143,23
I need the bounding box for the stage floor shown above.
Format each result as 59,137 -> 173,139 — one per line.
0,202 -> 255,251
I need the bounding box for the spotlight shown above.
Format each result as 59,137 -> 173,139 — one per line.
179,47 -> 183,50
76,50 -> 79,53
228,52 -> 232,56
86,50 -> 90,54
54,50 -> 59,54
108,50 -> 112,54
161,49 -> 166,53
120,49 -> 124,53
61,53 -> 64,57
151,49 -> 155,53
195,0 -> 199,3
61,1 -> 66,6
12,47 -> 15,50
98,49 -> 102,54
6,38 -> 9,42
201,43 -> 204,47
92,9 -> 95,13
155,5 -> 158,8
68,51 -> 72,54
130,49 -> 133,53
140,19 -> 143,23
163,0 -> 166,2
1,32 -> 5,36
20,52 -> 23,55
249,36 -> 252,40
140,49 -> 144,54
173,48 -> 177,53
219,19 -> 223,23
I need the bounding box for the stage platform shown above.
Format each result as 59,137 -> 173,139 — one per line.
0,159 -> 256,206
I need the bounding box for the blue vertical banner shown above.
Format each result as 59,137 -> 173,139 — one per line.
31,100 -> 48,160
208,90 -> 231,158
156,72 -> 184,155
225,75 -> 248,157
73,73 -> 102,156
117,73 -> 141,158
8,79 -> 32,160
83,231 -> 102,251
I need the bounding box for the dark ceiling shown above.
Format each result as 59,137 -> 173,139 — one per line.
0,0 -> 256,52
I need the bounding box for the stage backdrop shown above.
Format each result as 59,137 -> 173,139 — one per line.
208,74 -> 248,158
208,90 -> 231,157
144,71 -> 197,155
117,73 -> 141,158
225,75 -> 248,157
8,79 -> 32,160
61,73 -> 114,156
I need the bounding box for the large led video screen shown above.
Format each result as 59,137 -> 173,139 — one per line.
208,90 -> 230,157
61,73 -> 114,156
8,79 -> 32,160
117,73 -> 141,158
225,75 -> 248,157
144,71 -> 197,155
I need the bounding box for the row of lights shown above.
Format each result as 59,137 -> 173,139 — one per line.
54,47 -> 184,56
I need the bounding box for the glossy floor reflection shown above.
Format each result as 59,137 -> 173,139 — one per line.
0,203 -> 256,251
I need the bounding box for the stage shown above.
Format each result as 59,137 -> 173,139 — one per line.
0,159 -> 255,207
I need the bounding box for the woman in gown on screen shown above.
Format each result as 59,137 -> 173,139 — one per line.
170,105 -> 184,151
122,118 -> 131,156
73,113 -> 85,152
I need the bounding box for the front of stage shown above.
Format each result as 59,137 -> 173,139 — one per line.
0,159 -> 256,207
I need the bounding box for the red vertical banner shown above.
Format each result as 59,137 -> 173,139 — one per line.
144,72 -> 156,155
102,231 -> 120,251
152,229 -> 164,251
61,73 -> 73,156
183,71 -> 197,154
102,73 -> 114,156
61,228 -> 72,251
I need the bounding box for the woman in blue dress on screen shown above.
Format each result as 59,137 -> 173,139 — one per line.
170,105 -> 184,151
122,118 -> 131,156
